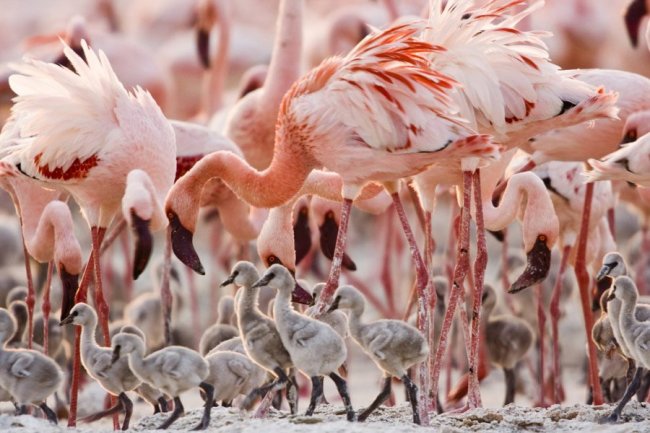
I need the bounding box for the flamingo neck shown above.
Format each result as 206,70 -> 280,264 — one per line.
261,0 -> 303,109
202,2 -> 231,117
346,305 -> 365,343
80,318 -> 99,359
126,345 -> 147,381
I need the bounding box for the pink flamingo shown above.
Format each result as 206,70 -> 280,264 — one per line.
223,0 -> 303,170
532,160 -> 615,405
3,40 -> 176,426
0,120 -> 82,339
514,69 -> 650,404
416,0 -> 617,410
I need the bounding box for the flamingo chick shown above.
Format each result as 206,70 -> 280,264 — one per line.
329,285 -> 427,424
111,331 -> 213,430
254,265 -> 354,421
481,285 -> 533,406
0,308 -> 61,424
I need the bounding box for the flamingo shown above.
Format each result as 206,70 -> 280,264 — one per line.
0,120 -> 83,341
2,40 -> 176,425
532,160 -> 616,404
414,0 -> 618,409
165,20 -> 498,308
624,0 -> 650,48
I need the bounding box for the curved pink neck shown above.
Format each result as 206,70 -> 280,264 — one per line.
261,0 -> 303,109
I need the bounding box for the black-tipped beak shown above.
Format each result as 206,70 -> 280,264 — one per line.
292,281 -> 314,305
59,313 -> 74,326
596,264 -> 614,282
131,210 -> 153,280
168,212 -> 205,275
197,28 -> 210,69
319,212 -> 357,271
607,290 -> 616,303
327,296 -> 341,313
293,205 -> 312,266
625,0 -> 648,47
59,266 -> 78,321
220,273 -> 236,287
111,345 -> 121,364
488,229 -> 505,242
509,235 -> 551,293
251,274 -> 273,289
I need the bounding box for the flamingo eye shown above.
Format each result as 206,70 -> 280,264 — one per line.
267,255 -> 278,266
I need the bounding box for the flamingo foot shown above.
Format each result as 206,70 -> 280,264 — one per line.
168,211 -> 205,275
509,235 -> 551,293
131,210 -> 153,280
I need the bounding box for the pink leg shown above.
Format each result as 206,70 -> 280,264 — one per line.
573,183 -> 603,405
314,198 -> 353,315
467,170 -> 487,408
21,243 -> 35,350
535,283 -> 546,407
42,262 -> 54,355
160,227 -> 174,345
91,227 -> 110,346
549,245 -> 571,404
392,191 -> 431,423
186,265 -> 202,348
380,210 -> 396,314
430,171 -> 472,412
68,254 -> 95,427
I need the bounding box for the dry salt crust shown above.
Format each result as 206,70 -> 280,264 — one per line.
3,402 -> 650,433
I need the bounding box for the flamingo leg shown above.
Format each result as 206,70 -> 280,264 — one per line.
68,253 -> 95,427
573,183 -> 603,405
467,170 -> 487,408
314,198 -> 353,314
550,245 -> 571,404
392,191 -> 431,423
161,227 -> 174,346
535,283 -> 546,407
185,265 -> 202,348
91,227 -> 110,346
21,243 -> 35,349
431,171 -> 472,412
42,261 -> 54,355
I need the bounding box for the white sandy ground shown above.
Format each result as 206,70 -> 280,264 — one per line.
2,400 -> 650,433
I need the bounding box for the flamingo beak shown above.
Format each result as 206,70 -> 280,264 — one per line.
197,28 -> 210,69
293,205 -> 312,265
131,210 -> 153,280
319,211 -> 357,271
508,235 -> 551,293
168,212 -> 205,275
251,274 -> 273,289
59,266 -> 78,321
596,263 -> 614,281
220,272 -> 237,287
292,281 -> 314,305
625,0 -> 648,47
59,313 -> 74,326
111,345 -> 121,364
327,296 -> 341,313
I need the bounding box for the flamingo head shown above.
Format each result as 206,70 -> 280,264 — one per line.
168,210 -> 205,275
251,264 -> 314,305
620,111 -> 650,146
508,234 -> 552,293
625,0 -> 648,47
